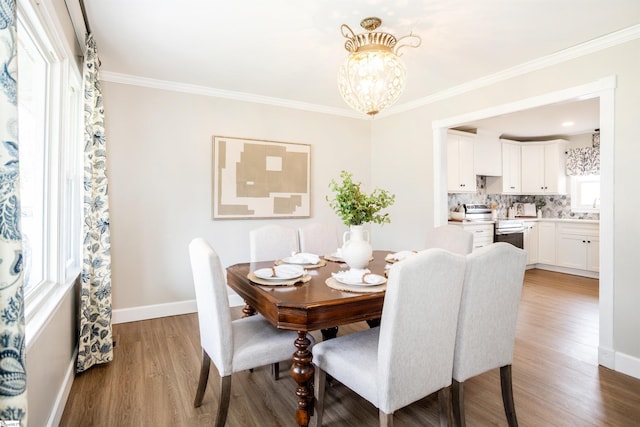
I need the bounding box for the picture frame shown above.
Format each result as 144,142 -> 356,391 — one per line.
212,136 -> 311,220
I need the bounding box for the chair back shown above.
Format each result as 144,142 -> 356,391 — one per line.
298,223 -> 339,255
377,248 -> 466,414
453,242 -> 527,382
425,224 -> 474,255
189,238 -> 234,375
249,224 -> 299,262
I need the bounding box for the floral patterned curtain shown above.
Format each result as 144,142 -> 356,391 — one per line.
0,0 -> 28,424
76,33 -> 113,373
566,147 -> 600,176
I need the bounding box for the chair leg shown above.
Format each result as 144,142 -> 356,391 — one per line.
379,410 -> 394,427
215,375 -> 232,427
194,349 -> 211,407
272,362 -> 280,380
312,368 -> 327,427
500,365 -> 518,427
452,379 -> 465,427
438,385 -> 453,427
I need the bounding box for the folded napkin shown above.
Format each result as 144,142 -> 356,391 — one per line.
332,268 -> 379,285
287,252 -> 321,265
385,250 -> 417,262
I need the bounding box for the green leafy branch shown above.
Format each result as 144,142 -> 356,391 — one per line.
327,170 -> 395,226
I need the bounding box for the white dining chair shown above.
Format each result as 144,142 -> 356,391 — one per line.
249,224 -> 299,262
298,222 -> 340,256
312,248 -> 467,427
425,224 -> 474,255
189,238 -> 311,427
452,242 -> 527,427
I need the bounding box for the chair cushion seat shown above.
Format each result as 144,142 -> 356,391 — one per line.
313,327 -> 380,407
231,315 -> 303,373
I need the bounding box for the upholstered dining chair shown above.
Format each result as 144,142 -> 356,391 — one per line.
452,242 -> 527,427
189,238 -> 310,427
298,222 -> 340,256
312,248 -> 467,427
425,224 -> 474,255
249,224 -> 299,262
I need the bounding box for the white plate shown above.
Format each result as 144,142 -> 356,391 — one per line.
253,265 -> 304,281
281,254 -> 320,265
332,272 -> 386,286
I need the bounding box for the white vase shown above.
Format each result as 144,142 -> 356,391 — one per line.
341,225 -> 373,269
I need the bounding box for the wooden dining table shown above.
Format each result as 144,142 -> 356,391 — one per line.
226,250 -> 391,427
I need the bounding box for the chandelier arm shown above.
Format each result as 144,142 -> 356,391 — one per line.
394,33 -> 422,56
341,24 -> 356,40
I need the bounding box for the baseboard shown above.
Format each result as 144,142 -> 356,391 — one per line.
112,293 -> 245,324
112,300 -> 197,324
532,264 -> 599,279
615,351 -> 640,380
47,348 -> 77,427
598,346 -> 615,369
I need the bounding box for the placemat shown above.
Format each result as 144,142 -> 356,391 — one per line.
274,259 -> 327,269
323,254 -> 345,263
247,273 -> 312,287
325,277 -> 386,293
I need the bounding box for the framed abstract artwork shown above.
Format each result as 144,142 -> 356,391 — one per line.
212,136 -> 311,219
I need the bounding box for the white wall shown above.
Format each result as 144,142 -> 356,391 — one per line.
102,82 -> 370,312
371,39 -> 640,374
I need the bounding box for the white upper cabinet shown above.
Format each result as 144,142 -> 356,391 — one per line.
447,131 -> 477,193
473,129 -> 502,176
487,140 -> 521,194
521,140 -> 567,194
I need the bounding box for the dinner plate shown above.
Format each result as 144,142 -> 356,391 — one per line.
332,271 -> 386,286
254,265 -> 304,280
281,254 -> 320,265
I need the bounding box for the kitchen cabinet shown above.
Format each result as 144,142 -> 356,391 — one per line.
447,131 -> 477,193
450,222 -> 494,251
474,129 -> 501,176
556,223 -> 599,272
521,140 -> 567,194
523,221 -> 538,265
537,222 -> 556,265
486,140 -> 521,194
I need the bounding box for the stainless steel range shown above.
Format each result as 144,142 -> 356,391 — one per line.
494,218 -> 525,249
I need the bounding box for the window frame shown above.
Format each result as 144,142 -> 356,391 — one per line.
17,0 -> 84,346
570,175 -> 601,214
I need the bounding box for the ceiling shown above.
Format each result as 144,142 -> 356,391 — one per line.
78,0 -> 638,135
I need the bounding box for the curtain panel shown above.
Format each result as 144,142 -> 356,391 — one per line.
566,147 -> 600,176
0,0 -> 28,424
76,33 -> 113,373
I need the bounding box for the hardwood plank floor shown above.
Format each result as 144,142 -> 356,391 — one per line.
59,269 -> 640,426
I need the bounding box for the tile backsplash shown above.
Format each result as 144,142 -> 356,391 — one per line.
448,176 -> 599,220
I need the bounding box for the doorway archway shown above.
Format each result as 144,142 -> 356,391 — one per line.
432,76 -> 615,369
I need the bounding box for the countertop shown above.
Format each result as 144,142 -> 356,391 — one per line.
448,218 -> 599,225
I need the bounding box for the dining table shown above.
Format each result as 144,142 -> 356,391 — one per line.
226,250 -> 392,427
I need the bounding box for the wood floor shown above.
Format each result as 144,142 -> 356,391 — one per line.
59,269 -> 640,426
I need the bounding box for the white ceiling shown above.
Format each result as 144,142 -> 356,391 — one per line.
79,0 -> 638,135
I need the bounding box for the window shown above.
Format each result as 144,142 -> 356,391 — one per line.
17,0 -> 84,329
571,175 -> 600,213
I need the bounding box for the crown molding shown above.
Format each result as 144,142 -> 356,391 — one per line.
100,24 -> 639,119
99,71 -> 363,119
387,24 -> 640,116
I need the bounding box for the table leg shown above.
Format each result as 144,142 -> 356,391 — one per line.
291,331 -> 314,427
320,327 -> 338,341
242,302 -> 256,317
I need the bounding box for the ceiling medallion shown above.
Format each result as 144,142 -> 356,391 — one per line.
338,17 -> 421,116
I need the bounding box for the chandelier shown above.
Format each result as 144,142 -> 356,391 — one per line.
338,17 -> 421,116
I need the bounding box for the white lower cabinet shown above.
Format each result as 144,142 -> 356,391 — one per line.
523,221 -> 538,265
556,223 -> 599,272
537,222 -> 557,265
449,222 -> 494,252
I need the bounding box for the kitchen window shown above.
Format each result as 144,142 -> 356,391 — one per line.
571,175 -> 600,213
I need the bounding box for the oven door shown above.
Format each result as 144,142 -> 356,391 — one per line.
494,230 -> 524,249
